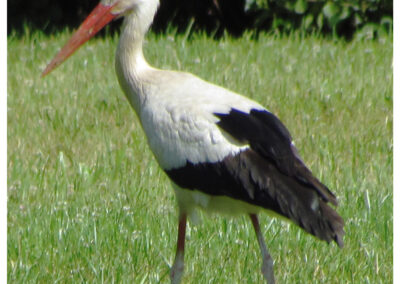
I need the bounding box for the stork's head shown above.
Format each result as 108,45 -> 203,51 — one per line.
42,0 -> 159,77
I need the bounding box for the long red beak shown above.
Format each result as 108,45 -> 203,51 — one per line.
42,2 -> 118,77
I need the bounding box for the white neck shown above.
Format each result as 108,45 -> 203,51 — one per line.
115,0 -> 159,115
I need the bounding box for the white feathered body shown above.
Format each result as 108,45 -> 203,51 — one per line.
117,59 -> 269,216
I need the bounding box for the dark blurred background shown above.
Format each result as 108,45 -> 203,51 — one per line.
8,0 -> 393,39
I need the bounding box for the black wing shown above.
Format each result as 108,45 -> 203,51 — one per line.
166,108 -> 344,247
215,108 -> 338,206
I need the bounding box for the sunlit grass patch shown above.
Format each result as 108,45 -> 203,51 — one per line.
8,30 -> 392,283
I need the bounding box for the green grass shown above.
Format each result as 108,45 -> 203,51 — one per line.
8,30 -> 392,283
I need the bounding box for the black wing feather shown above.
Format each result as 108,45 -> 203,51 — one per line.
215,108 -> 338,205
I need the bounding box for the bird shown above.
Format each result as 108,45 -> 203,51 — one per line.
42,0 -> 345,283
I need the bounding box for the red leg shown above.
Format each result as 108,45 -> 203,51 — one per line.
170,212 -> 187,284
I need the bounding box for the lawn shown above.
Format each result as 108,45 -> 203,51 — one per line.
8,30 -> 392,283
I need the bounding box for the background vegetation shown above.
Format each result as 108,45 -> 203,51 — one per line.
8,0 -> 393,282
8,30 -> 392,282
8,0 -> 392,38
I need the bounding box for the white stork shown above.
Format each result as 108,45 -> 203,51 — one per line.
42,0 -> 345,283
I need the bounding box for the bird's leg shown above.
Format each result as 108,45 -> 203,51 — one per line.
249,214 -> 275,284
170,212 -> 187,284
